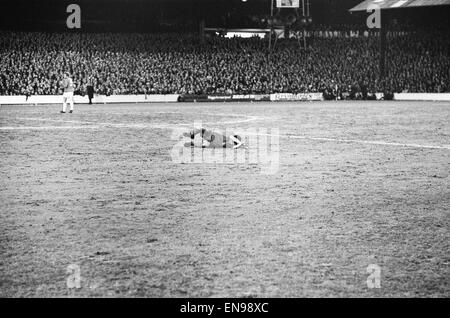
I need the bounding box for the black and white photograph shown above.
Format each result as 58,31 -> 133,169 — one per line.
0,0 -> 449,301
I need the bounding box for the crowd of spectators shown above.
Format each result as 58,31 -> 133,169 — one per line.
0,29 -> 449,97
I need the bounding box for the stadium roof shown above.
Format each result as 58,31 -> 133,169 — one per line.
350,0 -> 450,11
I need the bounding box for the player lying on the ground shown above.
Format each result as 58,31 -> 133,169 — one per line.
183,128 -> 244,149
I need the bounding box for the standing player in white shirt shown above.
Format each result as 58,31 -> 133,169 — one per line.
61,72 -> 75,113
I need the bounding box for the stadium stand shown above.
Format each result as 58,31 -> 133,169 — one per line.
0,28 -> 449,98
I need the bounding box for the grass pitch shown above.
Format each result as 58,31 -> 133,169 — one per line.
0,101 -> 449,297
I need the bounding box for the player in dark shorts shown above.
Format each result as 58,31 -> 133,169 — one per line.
183,128 -> 244,149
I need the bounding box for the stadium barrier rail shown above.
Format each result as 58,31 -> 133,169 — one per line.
231,94 -> 271,102
0,94 -> 180,105
177,94 -> 209,102
270,93 -> 324,102
2,93 -> 450,105
178,94 -> 270,102
394,93 -> 450,102
206,95 -> 233,102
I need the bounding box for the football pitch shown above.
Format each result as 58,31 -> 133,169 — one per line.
0,101 -> 449,297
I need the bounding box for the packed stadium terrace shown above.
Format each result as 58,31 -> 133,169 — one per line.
0,30 -> 449,97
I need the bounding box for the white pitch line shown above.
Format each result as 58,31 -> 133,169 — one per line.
18,117 -> 97,125
16,117 -> 169,129
0,125 -> 102,130
286,135 -> 450,150
16,114 -> 264,129
244,132 -> 450,150
209,115 -> 262,125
